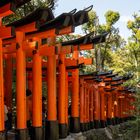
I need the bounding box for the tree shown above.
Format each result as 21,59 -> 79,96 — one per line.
127,13 -> 140,81
82,10 -> 123,72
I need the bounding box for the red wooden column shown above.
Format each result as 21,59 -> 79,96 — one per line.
118,97 -> 123,123
0,37 -> 4,136
126,95 -> 129,120
84,84 -> 89,130
79,78 -> 85,131
31,49 -> 42,140
114,90 -> 119,124
16,31 -> 27,140
111,91 -> 116,125
86,86 -> 90,130
0,10 -> 15,138
123,95 -> 127,121
121,97 -> 125,122
70,51 -> 80,133
4,58 -> 13,112
99,84 -> 106,128
89,87 -> 94,129
107,92 -> 113,125
104,94 -> 108,124
84,84 -> 87,131
46,55 -> 59,140
65,72 -> 68,128
58,54 -> 68,138
117,92 -> 122,123
93,83 -> 101,128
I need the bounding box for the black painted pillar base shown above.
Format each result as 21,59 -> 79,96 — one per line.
114,117 -> 120,124
124,117 -> 128,122
127,117 -> 131,121
15,129 -> 27,140
67,122 -> 70,135
59,123 -> 68,139
0,131 -> 6,140
70,117 -> 80,133
94,120 -> 100,129
119,118 -> 123,123
90,121 -> 94,129
85,123 -> 90,131
111,118 -> 116,125
100,120 -> 106,128
122,118 -> 126,123
80,123 -> 86,132
87,123 -> 91,130
31,127 -> 43,140
45,121 -> 59,140
107,118 -> 112,126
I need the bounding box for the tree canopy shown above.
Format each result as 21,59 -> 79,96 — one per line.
3,0 -> 57,24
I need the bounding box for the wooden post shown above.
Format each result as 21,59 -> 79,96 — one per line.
86,87 -> 90,130
58,54 -> 68,138
4,58 -> 13,112
65,72 -> 68,131
114,91 -> 119,124
93,83 -> 101,128
16,32 -> 27,140
70,51 -> 80,133
84,85 -> 87,131
107,93 -> 113,125
45,55 -> 59,140
89,87 -> 94,129
112,91 -> 115,125
0,38 -> 4,137
99,86 -> 106,128
79,79 -> 85,131
32,50 -> 42,140
118,98 -> 123,123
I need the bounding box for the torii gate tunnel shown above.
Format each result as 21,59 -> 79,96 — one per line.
0,1 -> 135,140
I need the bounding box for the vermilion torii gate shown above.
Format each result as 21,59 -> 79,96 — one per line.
0,1 -> 135,140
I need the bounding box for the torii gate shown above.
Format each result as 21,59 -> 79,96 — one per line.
0,1 -> 136,140
0,1 -> 33,139
2,3 -> 97,140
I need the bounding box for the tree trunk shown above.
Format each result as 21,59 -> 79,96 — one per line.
96,46 -> 102,71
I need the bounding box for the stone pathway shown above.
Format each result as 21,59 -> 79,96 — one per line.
5,122 -> 139,140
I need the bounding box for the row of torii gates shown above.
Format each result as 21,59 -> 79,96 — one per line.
0,1 -> 135,140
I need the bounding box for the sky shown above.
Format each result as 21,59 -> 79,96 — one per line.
55,0 -> 140,40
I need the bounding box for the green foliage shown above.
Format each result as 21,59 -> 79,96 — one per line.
105,10 -> 120,26
127,14 -> 140,34
82,9 -> 122,71
82,10 -> 98,34
3,0 -> 57,24
125,13 -> 140,81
